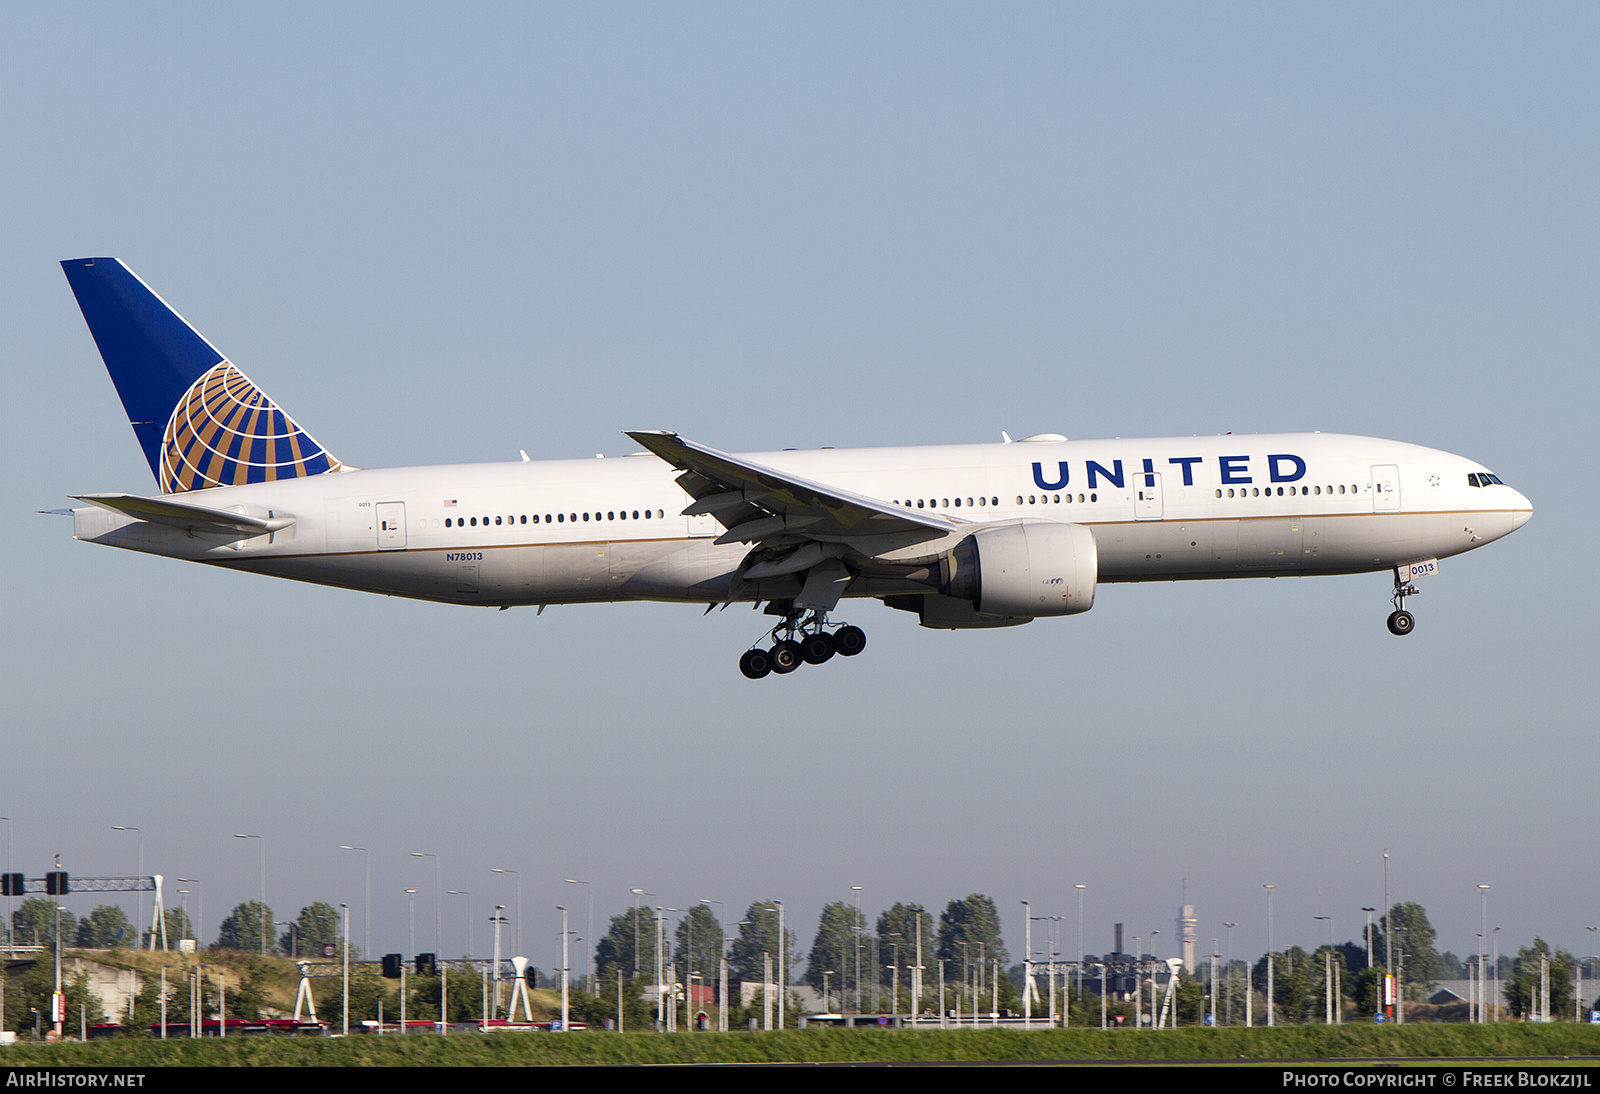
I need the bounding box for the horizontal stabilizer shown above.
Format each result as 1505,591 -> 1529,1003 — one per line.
72,493 -> 295,536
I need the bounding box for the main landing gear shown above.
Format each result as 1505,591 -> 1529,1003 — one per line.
738,609 -> 866,679
1387,569 -> 1419,636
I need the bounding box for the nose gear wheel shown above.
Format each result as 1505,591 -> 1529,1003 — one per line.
1387,569 -> 1419,637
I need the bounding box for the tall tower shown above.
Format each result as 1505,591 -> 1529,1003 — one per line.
1177,904 -> 1197,972
1177,875 -> 1197,973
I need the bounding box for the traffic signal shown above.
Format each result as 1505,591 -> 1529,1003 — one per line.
382,953 -> 403,979
46,872 -> 69,895
416,953 -> 437,977
0,874 -> 23,896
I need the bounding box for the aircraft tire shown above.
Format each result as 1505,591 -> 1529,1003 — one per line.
770,640 -> 802,674
1386,610 -> 1415,636
740,648 -> 773,679
834,626 -> 867,657
800,632 -> 836,665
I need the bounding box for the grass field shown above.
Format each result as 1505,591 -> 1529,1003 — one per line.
2,1024 -> 1598,1066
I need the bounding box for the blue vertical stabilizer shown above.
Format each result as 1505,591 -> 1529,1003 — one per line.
61,258 -> 341,493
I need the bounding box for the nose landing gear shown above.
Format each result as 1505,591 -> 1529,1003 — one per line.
1387,570 -> 1419,636
739,608 -> 866,679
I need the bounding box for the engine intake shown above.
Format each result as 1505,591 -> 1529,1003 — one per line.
945,521 -> 1097,617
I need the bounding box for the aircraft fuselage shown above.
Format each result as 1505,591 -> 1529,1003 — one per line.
72,431 -> 1531,609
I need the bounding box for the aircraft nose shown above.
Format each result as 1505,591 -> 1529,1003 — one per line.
1510,488 -> 1532,530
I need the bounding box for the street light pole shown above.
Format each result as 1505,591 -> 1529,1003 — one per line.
765,901 -> 786,1030
565,879 -> 593,990
1075,884 -> 1086,999
1477,885 -> 1490,1024
339,846 -> 370,961
234,834 -> 266,954
1222,922 -> 1237,1026
340,903 -> 350,1036
411,853 -> 442,961
494,869 -> 522,957
490,906 -> 506,1018
111,827 -> 143,949
1263,884 -> 1275,1028
558,906 -> 570,1032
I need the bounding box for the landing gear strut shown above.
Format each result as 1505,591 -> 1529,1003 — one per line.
1387,569 -> 1418,636
739,607 -> 866,679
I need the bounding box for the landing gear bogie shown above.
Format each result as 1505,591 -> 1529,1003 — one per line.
738,609 -> 865,678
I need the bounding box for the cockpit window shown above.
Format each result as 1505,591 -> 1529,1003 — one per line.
1469,472 -> 1506,487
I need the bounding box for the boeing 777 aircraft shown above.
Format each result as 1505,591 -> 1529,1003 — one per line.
58,258 -> 1532,677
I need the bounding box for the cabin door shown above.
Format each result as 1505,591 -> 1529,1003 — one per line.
376,502 -> 407,549
1371,466 -> 1401,512
1134,471 -> 1163,520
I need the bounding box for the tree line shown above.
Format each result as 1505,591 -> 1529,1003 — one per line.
8,897 -> 344,957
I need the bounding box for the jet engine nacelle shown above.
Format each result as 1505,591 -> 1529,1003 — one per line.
945,520 -> 1097,617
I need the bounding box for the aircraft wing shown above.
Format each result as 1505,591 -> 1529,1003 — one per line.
625,431 -> 957,555
72,493 -> 295,537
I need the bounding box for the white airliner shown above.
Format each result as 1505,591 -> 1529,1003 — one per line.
59,258 -> 1532,677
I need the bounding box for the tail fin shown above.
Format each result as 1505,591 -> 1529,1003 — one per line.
61,258 -> 343,494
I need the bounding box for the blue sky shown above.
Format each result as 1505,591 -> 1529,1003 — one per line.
3,3 -> 1594,975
